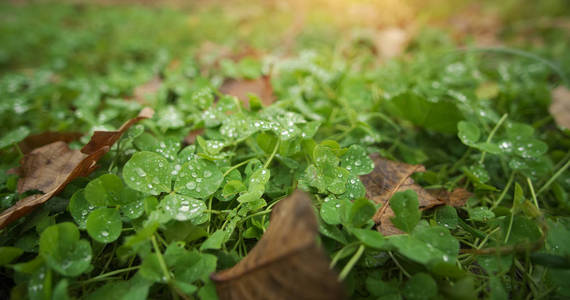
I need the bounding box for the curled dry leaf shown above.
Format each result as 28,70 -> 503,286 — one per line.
18,131 -> 82,154
131,76 -> 162,104
0,108 -> 154,229
219,75 -> 276,107
0,142 -> 108,229
183,128 -> 204,145
428,188 -> 472,208
374,27 -> 411,60
211,190 -> 345,300
360,154 -> 444,236
550,85 -> 570,129
81,107 -> 154,155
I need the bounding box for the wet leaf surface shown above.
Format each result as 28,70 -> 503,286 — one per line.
211,190 -> 345,300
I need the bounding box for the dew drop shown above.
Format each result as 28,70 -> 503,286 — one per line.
135,168 -> 146,177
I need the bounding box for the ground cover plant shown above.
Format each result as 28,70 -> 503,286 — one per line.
1,0 -> 570,299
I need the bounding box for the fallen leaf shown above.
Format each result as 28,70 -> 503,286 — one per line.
211,190 -> 345,300
550,85 -> 570,129
219,75 -> 275,107
18,131 -> 82,154
81,107 -> 154,155
360,154 -> 444,236
374,27 -> 411,59
447,4 -> 502,46
183,128 -> 204,145
0,108 -> 154,229
428,188 -> 472,208
131,77 -> 162,104
0,142 -> 108,229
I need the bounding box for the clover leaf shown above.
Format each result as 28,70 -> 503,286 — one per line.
341,145 -> 374,175
86,208 -> 122,243
123,151 -> 172,195
0,126 -> 30,149
161,194 -> 206,223
69,189 -> 97,229
39,222 -> 92,277
174,158 -> 223,198
390,190 -> 421,233
84,174 -> 124,207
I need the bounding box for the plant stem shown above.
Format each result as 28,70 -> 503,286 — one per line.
339,244 -> 365,281
223,158 -> 256,177
264,140 -> 280,169
151,235 -> 171,281
81,266 -> 140,285
537,157 -> 570,196
479,113 -> 508,164
491,172 -> 515,210
388,251 -> 411,278
527,177 -> 539,209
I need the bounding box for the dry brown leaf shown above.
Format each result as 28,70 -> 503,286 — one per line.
219,75 -> 276,107
18,131 -> 82,154
374,27 -> 411,59
447,4 -> 502,46
0,142 -> 108,229
211,190 -> 345,300
81,107 -> 154,155
360,154 -> 444,236
0,108 -> 154,229
428,188 -> 472,208
183,128 -> 205,145
550,85 -> 570,129
132,77 -> 162,104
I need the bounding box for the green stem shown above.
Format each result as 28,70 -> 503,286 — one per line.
339,244 -> 365,280
479,113 -> 508,164
491,172 -> 515,210
388,251 -> 411,278
537,157 -> 570,196
223,158 -> 256,177
151,235 -> 171,281
81,266 -> 140,285
504,213 -> 515,244
264,140 -> 280,169
527,177 -> 539,209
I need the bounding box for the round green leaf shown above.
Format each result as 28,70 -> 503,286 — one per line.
123,151 -> 172,195
0,247 -> 24,266
341,145 -> 374,175
457,121 -> 480,145
512,138 -> 548,159
69,189 -> 96,229
0,126 -> 30,149
390,190 -> 421,233
350,228 -> 386,249
403,273 -> 437,300
325,167 -> 349,195
162,194 -> 207,223
174,158 -> 223,198
39,222 -> 92,277
121,197 -> 145,220
435,206 -> 459,229
349,197 -> 376,228
84,174 -> 124,206
320,197 -> 343,225
339,175 -> 366,200
86,208 -> 122,243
